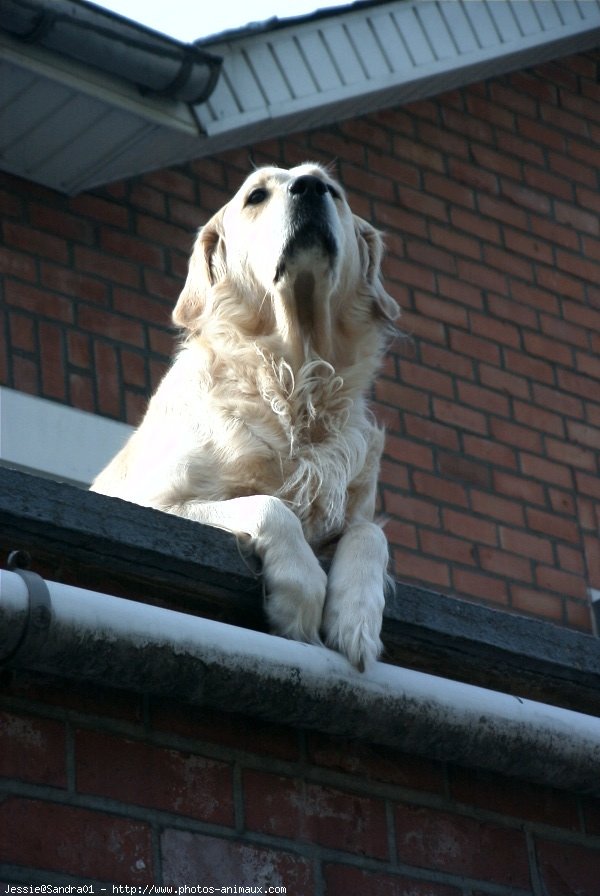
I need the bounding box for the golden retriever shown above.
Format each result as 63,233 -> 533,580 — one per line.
91,163 -> 399,670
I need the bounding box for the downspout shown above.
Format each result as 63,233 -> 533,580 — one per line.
2,566 -> 600,796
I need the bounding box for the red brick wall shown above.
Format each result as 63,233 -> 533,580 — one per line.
2,673 -> 600,892
1,51 -> 599,632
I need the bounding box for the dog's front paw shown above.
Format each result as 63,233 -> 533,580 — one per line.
262,547 -> 328,644
322,595 -> 384,672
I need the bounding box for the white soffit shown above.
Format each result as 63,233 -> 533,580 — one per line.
0,30 -> 202,195
0,387 -> 131,487
194,0 -> 600,156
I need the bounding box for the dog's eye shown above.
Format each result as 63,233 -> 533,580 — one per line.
327,184 -> 341,200
246,188 -> 268,206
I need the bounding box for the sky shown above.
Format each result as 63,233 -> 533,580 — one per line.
95,0 -> 347,41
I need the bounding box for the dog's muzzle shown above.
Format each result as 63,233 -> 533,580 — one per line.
274,175 -> 338,282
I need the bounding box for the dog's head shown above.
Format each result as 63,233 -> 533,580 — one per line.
173,164 -> 398,356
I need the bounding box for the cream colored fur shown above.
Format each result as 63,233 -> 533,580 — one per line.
92,163 -> 399,670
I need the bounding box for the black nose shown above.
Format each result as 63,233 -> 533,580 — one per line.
288,175 -> 328,198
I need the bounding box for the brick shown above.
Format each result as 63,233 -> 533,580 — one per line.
373,199 -> 428,238
400,358 -> 454,398
443,508 -> 497,546
449,767 -> 580,830
413,294 -> 467,332
546,437 -> 596,472
536,837 -> 600,895
404,414 -> 460,452
491,418 -> 542,453
479,546 -> 532,583
533,383 -> 583,424
439,452 -> 491,490
447,156 -> 499,194
161,830 -> 313,890
93,341 -> 122,419
479,364 -> 530,398
101,228 -> 164,268
566,599 -> 593,633
152,703 -> 300,762
143,168 -> 196,200
564,300 -> 600,335
307,733 -> 444,791
496,129 -> 545,165
470,311 -> 520,350
487,293 -> 537,329
375,379 -> 429,416
526,507 -> 579,543
421,344 -> 474,380
458,382 -> 510,418
243,770 -> 388,858
79,307 -> 145,347
393,134 -> 444,172
420,529 -> 476,566
567,420 -> 600,450
493,470 -> 545,507
39,321 -> 66,401
520,452 -> 573,489
392,547 -> 450,589
29,203 -> 95,243
395,803 -> 530,888
433,399 -> 488,435
413,471 -> 469,508
511,585 -> 563,623
5,280 -> 74,324
554,200 -> 599,236
530,213 -> 580,251
341,163 -> 395,201
324,864 -> 461,896
479,194 -> 528,230
504,347 -> 555,385
515,398 -> 566,436
385,435 -> 434,470
535,565 -> 587,600
74,246 -> 140,288
463,434 -> 516,470
540,313 -> 588,350
0,711 -> 66,787
9,312 -> 36,353
76,729 -> 234,823
0,245 -> 37,280
450,207 -> 501,244
69,193 -> 130,228
453,568 -> 509,606
451,330 -> 502,366
584,535 -> 600,588
500,527 -> 553,564
483,244 -> 533,282
40,262 -> 108,305
0,797 -> 152,882
471,490 -> 525,527
4,221 -> 69,263
437,275 -> 484,309
456,258 -> 507,294
383,491 -> 440,528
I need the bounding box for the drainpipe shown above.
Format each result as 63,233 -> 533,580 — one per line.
2,566 -> 600,796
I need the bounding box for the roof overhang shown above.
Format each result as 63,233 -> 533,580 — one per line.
1,0 -> 599,194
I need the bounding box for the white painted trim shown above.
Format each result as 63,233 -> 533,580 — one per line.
0,387 -> 131,488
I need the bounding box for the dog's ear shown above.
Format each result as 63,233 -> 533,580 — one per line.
172,207 -> 227,329
354,216 -> 400,323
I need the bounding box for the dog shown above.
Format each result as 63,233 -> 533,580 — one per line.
91,163 -> 399,670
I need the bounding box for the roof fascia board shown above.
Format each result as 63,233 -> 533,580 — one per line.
194,0 -> 600,153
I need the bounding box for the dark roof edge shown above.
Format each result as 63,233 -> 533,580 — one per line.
0,0 -> 222,104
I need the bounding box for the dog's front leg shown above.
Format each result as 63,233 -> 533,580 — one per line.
321,521 -> 388,671
169,495 -> 327,644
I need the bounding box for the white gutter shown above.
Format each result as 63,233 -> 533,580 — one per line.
2,567 -> 599,796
